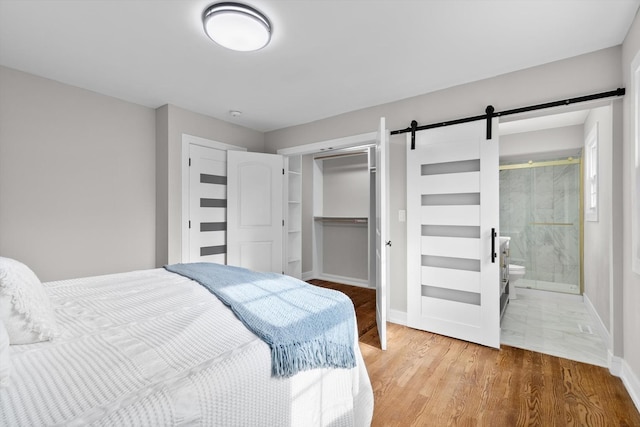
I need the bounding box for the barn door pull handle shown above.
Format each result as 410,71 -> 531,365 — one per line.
491,228 -> 497,263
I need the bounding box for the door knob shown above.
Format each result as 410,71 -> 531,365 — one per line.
386,241 -> 392,247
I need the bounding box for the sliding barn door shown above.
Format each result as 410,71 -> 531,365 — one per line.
227,151 -> 284,273
375,117 -> 390,350
406,120 -> 500,349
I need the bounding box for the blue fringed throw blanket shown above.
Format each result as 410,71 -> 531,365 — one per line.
164,262 -> 356,378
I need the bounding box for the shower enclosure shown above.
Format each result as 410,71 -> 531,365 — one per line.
499,158 -> 581,295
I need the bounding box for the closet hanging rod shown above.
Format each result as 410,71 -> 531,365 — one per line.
314,151 -> 369,161
390,88 -> 625,149
314,217 -> 368,224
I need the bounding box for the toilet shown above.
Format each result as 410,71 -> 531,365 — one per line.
508,264 -> 525,300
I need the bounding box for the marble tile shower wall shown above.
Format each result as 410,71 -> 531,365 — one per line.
499,164 -> 581,291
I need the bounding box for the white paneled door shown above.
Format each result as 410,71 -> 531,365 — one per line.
406,120 -> 500,349
375,117 -> 390,350
227,151 -> 284,273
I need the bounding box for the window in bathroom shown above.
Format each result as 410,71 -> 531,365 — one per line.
585,122 -> 599,222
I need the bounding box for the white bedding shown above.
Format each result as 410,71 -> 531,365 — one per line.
0,268 -> 374,426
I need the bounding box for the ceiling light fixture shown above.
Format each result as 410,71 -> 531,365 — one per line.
202,2 -> 272,52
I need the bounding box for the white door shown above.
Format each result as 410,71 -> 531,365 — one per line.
188,144 -> 229,264
227,151 -> 284,273
406,120 -> 500,349
375,117 -> 390,350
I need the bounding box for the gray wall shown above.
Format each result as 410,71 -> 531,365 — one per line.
321,154 -> 369,217
583,106 -> 613,332
0,66 -> 156,281
301,153 -> 371,280
0,67 -> 266,280
500,125 -> 584,161
621,7 -> 640,388
321,223 -> 369,281
155,104 -> 264,266
318,154 -> 369,281
265,47 -> 622,316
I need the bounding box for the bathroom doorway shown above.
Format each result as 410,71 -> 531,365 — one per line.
497,106 -> 613,367
498,109 -> 587,296
498,156 -> 609,367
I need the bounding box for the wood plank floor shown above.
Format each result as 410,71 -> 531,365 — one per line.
309,279 -> 640,427
308,279 -> 377,337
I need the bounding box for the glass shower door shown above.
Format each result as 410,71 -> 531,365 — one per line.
500,159 -> 581,295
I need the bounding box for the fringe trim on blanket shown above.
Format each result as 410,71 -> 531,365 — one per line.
271,341 -> 356,377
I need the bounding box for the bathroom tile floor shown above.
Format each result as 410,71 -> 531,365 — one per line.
500,292 -> 608,367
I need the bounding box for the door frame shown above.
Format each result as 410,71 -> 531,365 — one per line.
277,130 -> 389,335
181,134 -> 246,263
310,152 -> 372,286
277,132 -> 377,157
497,101 -> 623,369
277,131 -> 378,281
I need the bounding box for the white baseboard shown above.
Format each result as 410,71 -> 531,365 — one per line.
388,309 -> 407,326
609,351 -> 623,377
301,271 -> 314,281
583,293 -> 611,349
620,358 -> 640,415
309,273 -> 373,289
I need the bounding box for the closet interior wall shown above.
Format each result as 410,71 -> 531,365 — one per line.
310,152 -> 372,287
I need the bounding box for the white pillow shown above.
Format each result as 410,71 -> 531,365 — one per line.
0,257 -> 58,344
0,319 -> 10,387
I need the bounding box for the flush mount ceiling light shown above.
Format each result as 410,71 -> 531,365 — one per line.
202,2 -> 272,52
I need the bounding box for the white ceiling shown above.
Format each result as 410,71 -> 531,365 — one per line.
0,0 -> 638,132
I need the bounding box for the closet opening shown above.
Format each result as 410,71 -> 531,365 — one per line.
278,131 -> 382,286
311,146 -> 375,288
282,142 -> 379,288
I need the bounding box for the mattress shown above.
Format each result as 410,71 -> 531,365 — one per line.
0,268 -> 374,426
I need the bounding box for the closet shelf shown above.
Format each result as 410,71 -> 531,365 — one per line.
314,216 -> 368,224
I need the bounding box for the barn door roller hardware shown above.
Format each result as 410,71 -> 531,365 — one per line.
392,88 -> 626,150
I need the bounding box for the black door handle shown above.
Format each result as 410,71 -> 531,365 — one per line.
491,228 -> 497,263
386,241 -> 392,247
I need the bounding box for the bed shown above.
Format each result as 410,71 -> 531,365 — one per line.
0,258 -> 374,426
